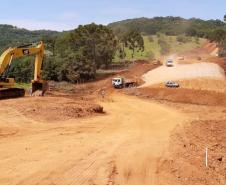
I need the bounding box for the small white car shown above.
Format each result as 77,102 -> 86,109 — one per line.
166,59 -> 174,67
165,81 -> 179,88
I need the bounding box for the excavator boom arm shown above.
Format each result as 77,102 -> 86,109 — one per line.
0,42 -> 44,80
0,41 -> 47,98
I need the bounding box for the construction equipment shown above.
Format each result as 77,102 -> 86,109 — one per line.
0,41 -> 48,99
112,77 -> 138,89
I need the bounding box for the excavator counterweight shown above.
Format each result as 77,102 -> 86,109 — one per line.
0,88 -> 25,100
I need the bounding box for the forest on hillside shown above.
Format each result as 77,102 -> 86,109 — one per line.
0,25 -> 58,53
108,16 -> 226,37
0,16 -> 225,83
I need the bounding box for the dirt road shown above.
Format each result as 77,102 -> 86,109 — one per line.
141,62 -> 225,88
0,95 -> 187,185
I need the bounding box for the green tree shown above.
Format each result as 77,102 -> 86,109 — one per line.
69,23 -> 117,69
209,29 -> 226,44
118,47 -> 126,60
51,23 -> 118,82
42,56 -> 58,81
8,57 -> 34,83
122,29 -> 144,58
208,29 -> 226,57
42,36 -> 56,56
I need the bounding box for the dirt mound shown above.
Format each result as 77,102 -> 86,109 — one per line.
127,87 -> 226,106
157,119 -> 226,185
1,96 -> 104,122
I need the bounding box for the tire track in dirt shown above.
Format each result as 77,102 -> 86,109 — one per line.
0,95 -> 187,185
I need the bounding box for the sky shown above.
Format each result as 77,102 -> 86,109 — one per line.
0,0 -> 225,31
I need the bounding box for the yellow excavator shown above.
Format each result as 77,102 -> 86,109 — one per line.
0,41 -> 48,99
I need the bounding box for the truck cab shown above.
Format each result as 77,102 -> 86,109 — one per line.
112,77 -> 124,88
112,77 -> 137,89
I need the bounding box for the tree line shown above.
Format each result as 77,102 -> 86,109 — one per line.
206,15 -> 226,57
7,23 -> 144,83
3,15 -> 226,83
109,16 -> 226,38
0,25 -> 58,53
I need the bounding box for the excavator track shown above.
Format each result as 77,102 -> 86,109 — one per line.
0,88 -> 25,100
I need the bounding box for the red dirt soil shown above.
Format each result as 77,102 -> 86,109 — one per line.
0,61 -> 159,123
0,42 -> 225,185
134,41 -> 226,106
157,119 -> 226,185
128,87 -> 226,106
1,96 -> 104,122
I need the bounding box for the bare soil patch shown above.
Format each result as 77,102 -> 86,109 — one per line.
157,119 -> 226,185
127,87 -> 226,106
1,96 -> 104,122
141,62 -> 225,88
150,78 -> 226,92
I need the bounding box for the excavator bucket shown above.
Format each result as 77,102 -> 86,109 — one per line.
32,81 -> 48,96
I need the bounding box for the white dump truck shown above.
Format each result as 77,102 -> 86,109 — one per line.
112,77 -> 137,89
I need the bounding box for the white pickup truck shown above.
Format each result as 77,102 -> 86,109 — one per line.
112,77 -> 137,89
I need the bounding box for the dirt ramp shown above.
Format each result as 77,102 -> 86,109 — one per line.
141,62 -> 225,87
150,78 -> 226,92
128,87 -> 226,106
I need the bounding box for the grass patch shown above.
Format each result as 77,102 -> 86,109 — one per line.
15,83 -> 31,90
114,35 -> 205,62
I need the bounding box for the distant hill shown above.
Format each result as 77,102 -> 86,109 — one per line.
0,16 -> 225,53
0,24 -> 59,52
108,16 -> 226,37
